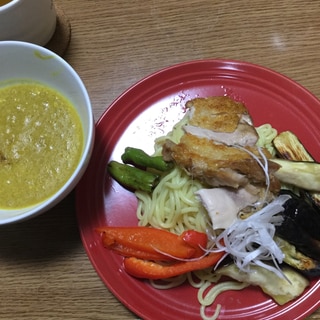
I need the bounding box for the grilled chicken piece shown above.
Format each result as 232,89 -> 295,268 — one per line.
162,133 -> 280,191
184,122 -> 259,146
162,96 -> 280,193
186,96 -> 250,132
184,96 -> 259,146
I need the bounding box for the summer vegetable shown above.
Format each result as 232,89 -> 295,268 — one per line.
272,131 -> 320,277
124,252 -> 225,280
96,227 -> 224,279
276,190 -> 320,262
275,236 -> 320,278
107,161 -> 160,192
107,148 -> 173,192
121,147 -> 173,171
216,263 -> 309,305
97,227 -> 208,260
272,159 -> 320,191
273,130 -> 320,206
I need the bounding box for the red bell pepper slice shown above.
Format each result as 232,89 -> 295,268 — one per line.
123,251 -> 225,279
97,226 -> 199,260
100,234 -> 178,261
179,230 -> 207,257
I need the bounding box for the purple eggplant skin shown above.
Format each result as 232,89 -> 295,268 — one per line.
279,190 -> 320,240
276,190 -> 320,261
301,265 -> 320,278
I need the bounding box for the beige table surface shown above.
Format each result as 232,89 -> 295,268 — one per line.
1,0 -> 320,319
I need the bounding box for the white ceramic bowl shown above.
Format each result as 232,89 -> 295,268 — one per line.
0,0 -> 56,45
0,41 -> 95,224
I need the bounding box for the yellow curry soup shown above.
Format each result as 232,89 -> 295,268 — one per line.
0,82 -> 84,209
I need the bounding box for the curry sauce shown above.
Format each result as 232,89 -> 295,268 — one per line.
0,82 -> 83,209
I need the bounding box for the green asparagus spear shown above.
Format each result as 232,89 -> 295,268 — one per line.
121,147 -> 173,172
107,160 -> 160,192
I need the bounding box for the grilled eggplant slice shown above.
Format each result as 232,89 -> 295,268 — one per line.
273,131 -> 314,161
216,263 -> 309,305
275,236 -> 320,278
273,131 -> 320,206
272,159 -> 320,191
276,190 -> 320,261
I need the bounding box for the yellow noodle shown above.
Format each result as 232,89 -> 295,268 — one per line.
200,304 -> 221,320
192,269 -> 222,284
187,270 -> 221,288
198,281 -> 249,306
186,273 -> 207,289
149,275 -> 187,289
136,166 -> 209,234
198,281 -> 249,320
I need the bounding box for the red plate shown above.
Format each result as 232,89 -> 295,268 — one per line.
76,60 -> 320,320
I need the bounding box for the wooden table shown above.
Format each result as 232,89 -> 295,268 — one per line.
1,0 -> 320,319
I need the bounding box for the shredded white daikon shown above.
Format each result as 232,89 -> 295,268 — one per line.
234,145 -> 270,205
214,194 -> 291,278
